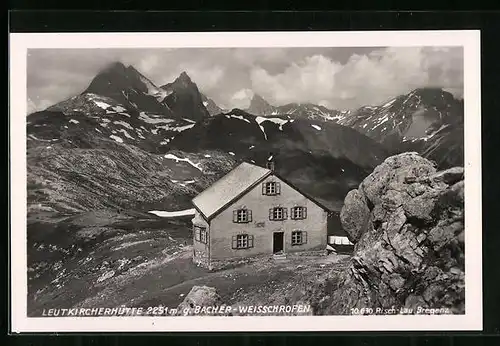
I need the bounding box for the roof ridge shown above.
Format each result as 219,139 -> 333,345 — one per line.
192,161 -> 271,219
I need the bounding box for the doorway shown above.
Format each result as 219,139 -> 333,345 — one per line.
273,232 -> 284,254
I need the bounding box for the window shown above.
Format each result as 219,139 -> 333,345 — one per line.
291,206 -> 307,220
233,209 -> 252,223
269,207 -> 287,221
262,181 -> 281,196
232,234 -> 254,249
291,230 -> 307,246
194,226 -> 208,244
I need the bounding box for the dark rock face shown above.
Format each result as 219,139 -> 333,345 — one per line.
160,72 -> 210,122
83,62 -> 173,116
168,110 -> 389,210
310,152 -> 465,315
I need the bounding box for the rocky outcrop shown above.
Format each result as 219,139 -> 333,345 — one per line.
311,152 -> 465,315
177,286 -> 227,316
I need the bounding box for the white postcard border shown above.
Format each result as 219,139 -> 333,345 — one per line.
9,30 -> 482,332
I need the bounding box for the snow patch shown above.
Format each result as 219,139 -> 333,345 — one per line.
139,112 -> 174,124
382,99 -> 396,108
156,124 -> 195,132
256,116 -> 289,131
94,100 -> 111,109
171,179 -> 196,187
229,152 -> 235,156
148,209 -> 196,218
69,119 -> 79,124
182,118 -> 196,124
164,153 -> 202,171
28,134 -> 58,142
117,129 -> 134,140
109,135 -> 124,143
249,145 -> 255,150
204,154 -> 211,158
230,114 -> 251,123
113,105 -> 127,113
311,124 -> 322,131
113,121 -> 133,130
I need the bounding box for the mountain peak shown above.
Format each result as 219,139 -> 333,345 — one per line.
247,93 -> 275,115
101,61 -> 128,74
178,71 -> 191,81
251,93 -> 268,103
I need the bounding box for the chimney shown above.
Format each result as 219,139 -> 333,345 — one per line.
266,152 -> 275,171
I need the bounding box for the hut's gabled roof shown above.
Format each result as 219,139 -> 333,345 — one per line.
192,162 -> 272,220
192,161 -> 332,221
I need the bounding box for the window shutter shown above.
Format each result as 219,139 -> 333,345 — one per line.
248,235 -> 254,248
283,207 -> 288,219
233,210 -> 238,223
276,182 -> 281,195
232,235 -> 237,249
303,231 -> 308,244
303,207 -> 307,219
262,183 -> 267,195
248,210 -> 252,222
269,208 -> 273,220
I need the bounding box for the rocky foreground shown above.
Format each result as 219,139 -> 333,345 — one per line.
310,152 -> 465,314
187,152 -> 465,315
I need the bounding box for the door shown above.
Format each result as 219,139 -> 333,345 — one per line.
273,232 -> 284,254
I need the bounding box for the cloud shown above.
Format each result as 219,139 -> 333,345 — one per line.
229,88 -> 254,109
250,55 -> 343,106
26,47 -> 463,113
250,47 -> 463,109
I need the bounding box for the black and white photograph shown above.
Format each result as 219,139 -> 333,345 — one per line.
10,31 -> 482,332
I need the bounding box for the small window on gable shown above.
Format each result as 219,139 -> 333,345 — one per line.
262,181 -> 281,196
194,226 -> 208,244
291,230 -> 307,246
269,206 -> 287,221
233,209 -> 252,223
291,206 -> 307,220
231,234 -> 254,249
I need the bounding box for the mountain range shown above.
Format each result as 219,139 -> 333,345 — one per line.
25,59 -> 465,317
27,60 -> 464,215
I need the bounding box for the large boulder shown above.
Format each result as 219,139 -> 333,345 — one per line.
309,153 -> 465,315
176,286 -> 226,316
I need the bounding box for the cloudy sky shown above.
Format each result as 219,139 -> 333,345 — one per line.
27,46 -> 463,113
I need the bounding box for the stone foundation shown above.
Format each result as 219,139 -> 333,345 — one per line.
286,249 -> 328,258
192,248 -> 210,268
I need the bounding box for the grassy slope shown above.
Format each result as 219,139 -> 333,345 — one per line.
28,206 -> 350,316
